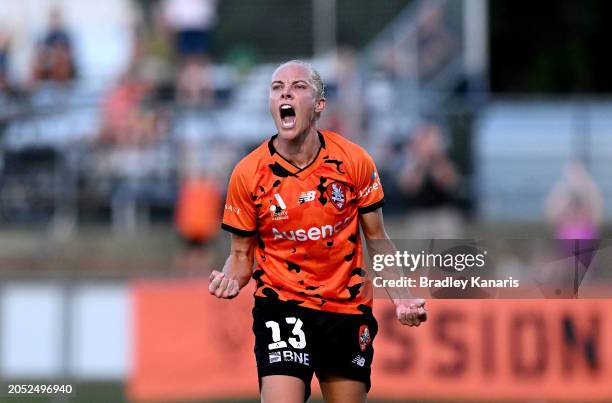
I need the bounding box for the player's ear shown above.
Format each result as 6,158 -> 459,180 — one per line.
315,97 -> 326,114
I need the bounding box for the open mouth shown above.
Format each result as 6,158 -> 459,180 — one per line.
280,104 -> 296,129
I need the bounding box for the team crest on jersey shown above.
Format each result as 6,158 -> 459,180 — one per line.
359,325 -> 371,352
327,182 -> 348,210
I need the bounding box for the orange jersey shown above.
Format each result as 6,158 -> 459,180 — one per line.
222,130 -> 384,314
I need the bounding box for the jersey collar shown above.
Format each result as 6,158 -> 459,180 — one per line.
267,131 -> 327,180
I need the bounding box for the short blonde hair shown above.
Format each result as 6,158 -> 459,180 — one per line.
275,60 -> 325,100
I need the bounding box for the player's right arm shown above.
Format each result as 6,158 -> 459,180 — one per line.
209,233 -> 256,299
211,158 -> 259,299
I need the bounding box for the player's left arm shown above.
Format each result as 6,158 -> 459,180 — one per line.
360,209 -> 427,326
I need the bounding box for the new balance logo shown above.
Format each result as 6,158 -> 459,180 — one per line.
352,355 -> 366,367
298,191 -> 316,204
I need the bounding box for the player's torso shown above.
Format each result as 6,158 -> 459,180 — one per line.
253,159 -> 360,270
249,140 -> 371,313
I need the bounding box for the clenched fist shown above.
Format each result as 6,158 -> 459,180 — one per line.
208,270 -> 240,299
395,298 -> 427,326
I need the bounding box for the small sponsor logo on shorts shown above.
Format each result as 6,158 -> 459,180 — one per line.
359,325 -> 371,352
352,355 -> 366,367
269,352 -> 282,363
283,351 -> 294,362
269,351 -> 310,366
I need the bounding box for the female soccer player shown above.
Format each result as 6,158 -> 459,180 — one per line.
209,60 -> 426,403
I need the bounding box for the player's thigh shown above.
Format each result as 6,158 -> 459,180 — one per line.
319,374 -> 367,403
315,310 -> 378,395
253,298 -> 315,400
261,374 -> 306,403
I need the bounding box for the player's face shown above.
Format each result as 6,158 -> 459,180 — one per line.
269,63 -> 325,141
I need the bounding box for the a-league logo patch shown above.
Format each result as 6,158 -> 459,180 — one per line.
358,325 -> 371,352
327,182 -> 347,210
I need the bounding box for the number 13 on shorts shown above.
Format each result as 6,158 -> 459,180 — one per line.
265,317 -> 306,350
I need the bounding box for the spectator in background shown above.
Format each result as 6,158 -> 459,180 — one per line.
175,147 -> 221,246
397,121 -> 462,238
175,56 -> 214,106
173,142 -> 222,274
175,173 -> 221,243
97,20 -> 171,149
543,160 -> 602,296
0,30 -> 11,94
414,2 -> 456,80
376,2 -> 455,82
161,0 -> 217,58
322,46 -> 366,144
546,161 -> 602,239
98,69 -> 154,148
161,0 -> 217,106
31,8 -> 77,85
546,160 -> 603,240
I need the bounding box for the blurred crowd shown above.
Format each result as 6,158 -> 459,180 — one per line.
374,1 -> 457,81
0,8 -> 77,96
1,0 -> 605,259
0,0 -> 225,236
0,1 -> 467,233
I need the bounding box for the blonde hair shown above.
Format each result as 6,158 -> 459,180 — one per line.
275,60 -> 325,100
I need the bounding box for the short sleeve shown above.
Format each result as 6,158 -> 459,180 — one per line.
221,163 -> 257,236
354,150 -> 385,214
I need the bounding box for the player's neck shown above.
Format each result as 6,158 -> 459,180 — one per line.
275,128 -> 320,169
